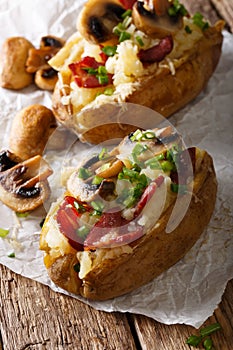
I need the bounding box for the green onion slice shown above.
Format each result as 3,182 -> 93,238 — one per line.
0,228 -> 10,238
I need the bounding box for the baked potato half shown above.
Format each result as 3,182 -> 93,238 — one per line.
49,0 -> 224,143
40,127 -> 217,300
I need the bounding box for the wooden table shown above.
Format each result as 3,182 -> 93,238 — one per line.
0,1 -> 232,349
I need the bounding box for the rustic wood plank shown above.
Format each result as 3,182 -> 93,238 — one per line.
0,264 -> 137,350
211,0 -> 233,32
130,279 -> 233,350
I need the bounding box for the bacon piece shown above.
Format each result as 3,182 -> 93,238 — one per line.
69,56 -> 113,88
56,196 -> 91,251
119,0 -> 136,9
138,35 -> 173,63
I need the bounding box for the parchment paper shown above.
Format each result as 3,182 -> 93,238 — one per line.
0,0 -> 232,328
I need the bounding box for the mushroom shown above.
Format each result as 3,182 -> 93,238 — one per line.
9,104 -> 56,160
0,150 -> 53,213
26,35 -> 65,90
132,0 -> 183,38
77,0 -> 126,44
35,67 -> 58,90
0,37 -> 34,90
67,155 -> 123,203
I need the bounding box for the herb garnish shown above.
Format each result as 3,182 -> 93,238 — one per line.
0,228 -> 10,238
192,12 -> 209,31
186,322 -> 221,349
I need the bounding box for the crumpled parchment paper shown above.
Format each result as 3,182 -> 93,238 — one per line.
0,0 -> 232,328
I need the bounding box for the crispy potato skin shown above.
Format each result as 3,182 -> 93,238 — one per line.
52,21 -> 224,144
0,37 -> 34,90
41,150 -> 217,300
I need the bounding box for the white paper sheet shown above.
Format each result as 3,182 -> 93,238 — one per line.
0,0 -> 232,328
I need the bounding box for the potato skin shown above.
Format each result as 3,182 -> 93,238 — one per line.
42,150 -> 217,300
0,37 -> 34,90
52,21 -> 224,144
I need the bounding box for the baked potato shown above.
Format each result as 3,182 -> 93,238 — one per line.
49,0 -> 224,143
40,126 -> 217,300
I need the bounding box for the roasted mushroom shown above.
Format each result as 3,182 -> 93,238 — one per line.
77,0 -> 126,44
9,104 -> 56,160
132,0 -> 184,38
26,35 -> 64,90
0,150 -> 53,212
0,37 -> 34,90
67,154 -> 123,202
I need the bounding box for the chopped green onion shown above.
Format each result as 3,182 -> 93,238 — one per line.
78,167 -> 92,180
130,129 -> 143,141
98,147 -> 108,160
97,74 -> 109,85
185,25 -> 192,34
143,131 -> 156,139
200,323 -> 221,338
161,160 -> 175,172
92,175 -> 104,185
73,263 -> 80,273
83,67 -> 97,75
8,252 -> 15,258
171,183 -> 187,194
16,212 -> 29,218
121,9 -> 132,19
132,143 -> 148,155
145,158 -> 160,169
74,201 -> 87,213
76,225 -> 89,238
104,87 -> 114,96
0,228 -> 9,238
91,200 -> 105,215
98,162 -> 110,172
186,323 -> 221,349
186,335 -> 202,347
192,12 -> 209,30
119,31 -> 131,42
168,0 -> 188,17
203,337 -> 213,350
101,45 -> 117,57
136,36 -> 144,47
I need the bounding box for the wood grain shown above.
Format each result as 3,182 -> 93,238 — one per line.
211,0 -> 233,32
0,265 -> 137,350
130,280 -> 233,350
0,0 -> 233,349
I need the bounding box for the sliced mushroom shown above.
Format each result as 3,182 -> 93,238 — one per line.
35,67 -> 58,90
67,154 -> 121,202
132,0 -> 183,38
77,0 -> 126,44
0,152 -> 53,213
40,35 -> 65,49
26,35 -> 65,90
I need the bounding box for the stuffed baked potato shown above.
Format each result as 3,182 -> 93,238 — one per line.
40,126 -> 217,300
49,0 -> 224,143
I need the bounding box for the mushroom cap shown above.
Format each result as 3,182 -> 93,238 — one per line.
0,152 -> 53,213
77,0 -> 125,44
132,0 -> 183,39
